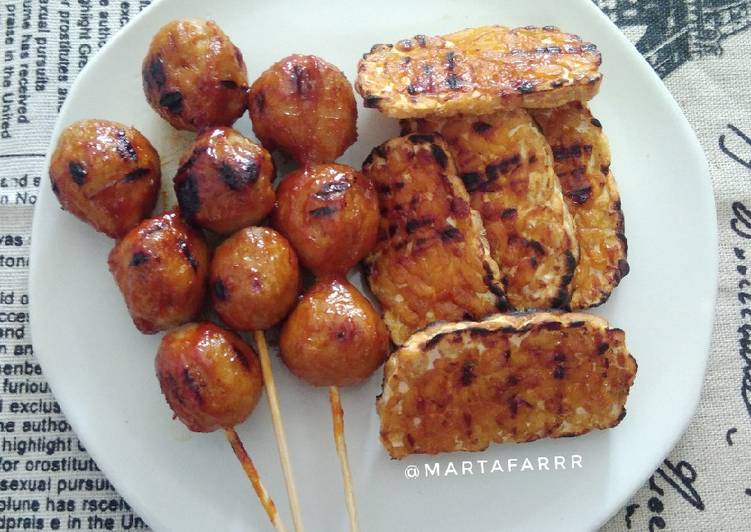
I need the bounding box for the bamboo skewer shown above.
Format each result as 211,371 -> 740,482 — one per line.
255,330 -> 306,532
224,428 -> 287,532
329,386 -> 360,532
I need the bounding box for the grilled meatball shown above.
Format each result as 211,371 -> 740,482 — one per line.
142,19 -> 248,131
273,163 -> 379,276
248,54 -> 357,164
210,227 -> 300,331
174,128 -> 276,234
280,278 -> 389,387
49,119 -> 160,238
108,210 -> 209,334
156,322 -> 263,432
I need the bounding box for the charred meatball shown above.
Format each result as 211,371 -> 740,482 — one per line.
49,119 -> 160,238
273,163 -> 379,276
174,128 -> 276,234
108,210 -> 209,334
248,54 -> 357,164
156,322 -> 263,432
143,19 -> 248,131
280,278 -> 389,387
210,227 -> 300,331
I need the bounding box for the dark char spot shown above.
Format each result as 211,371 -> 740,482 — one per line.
69,161 -> 87,185
406,84 -> 420,95
591,117 -> 602,128
314,180 -> 351,199
408,133 -> 434,144
221,161 -> 259,190
183,368 -> 203,404
553,365 -> 565,379
406,217 -> 434,233
115,130 -> 138,160
461,172 -> 482,192
501,208 -> 517,220
598,343 -> 609,355
440,226 -> 462,243
175,174 -> 201,223
446,74 -> 461,89
220,79 -> 238,89
291,64 -> 312,95
232,345 -> 251,370
518,80 -> 536,94
213,279 -> 228,301
159,91 -> 183,114
310,205 -> 338,217
414,34 -> 427,46
130,251 -> 149,266
148,56 -> 166,88
178,239 -> 198,271
472,121 -> 492,134
123,168 -> 150,182
567,186 -> 593,205
618,259 -> 630,278
430,144 -> 448,169
540,321 -> 562,331
364,95 -> 383,108
254,91 -> 265,113
460,360 -> 476,386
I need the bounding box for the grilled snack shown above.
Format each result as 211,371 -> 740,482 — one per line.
403,110 -> 578,309
356,25 -> 601,119
362,133 -> 508,345
108,210 -> 209,334
49,119 -> 160,239
280,278 -> 389,387
378,312 -> 637,459
174,127 -> 276,235
248,54 -> 357,164
143,19 -> 248,131
530,103 -> 628,309
209,227 -> 300,331
156,322 -> 263,432
273,163 -> 379,276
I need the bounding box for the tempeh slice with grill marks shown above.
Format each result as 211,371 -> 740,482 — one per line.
362,133 -> 509,346
402,110 -> 578,309
530,102 -> 628,309
378,312 -> 637,459
356,25 -> 602,119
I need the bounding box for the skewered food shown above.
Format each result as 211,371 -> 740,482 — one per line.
142,19 -> 248,131
174,127 -> 276,235
356,25 -> 602,119
156,322 -> 263,432
273,163 -> 379,276
49,119 -> 160,239
530,102 -> 628,309
209,227 -> 301,331
108,210 -> 209,334
378,312 -> 637,459
248,54 -> 357,164
362,133 -> 508,345
402,110 -> 578,309
280,278 -> 389,386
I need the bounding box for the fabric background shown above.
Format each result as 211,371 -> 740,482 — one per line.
0,1 -> 749,530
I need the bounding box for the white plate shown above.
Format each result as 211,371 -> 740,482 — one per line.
29,0 -> 717,530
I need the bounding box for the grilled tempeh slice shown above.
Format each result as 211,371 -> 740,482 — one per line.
356,25 -> 602,119
362,133 -> 509,346
530,103 -> 628,309
402,110 -> 578,309
378,312 -> 637,459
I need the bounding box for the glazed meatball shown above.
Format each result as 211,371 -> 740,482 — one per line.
108,210 -> 209,334
280,278 -> 389,387
210,227 -> 300,331
49,119 -> 160,238
248,54 -> 357,164
156,322 -> 263,432
174,127 -> 276,234
142,19 -> 248,131
273,163 -> 379,276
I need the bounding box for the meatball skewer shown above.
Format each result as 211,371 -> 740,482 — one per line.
156,323 -> 287,531
209,227 -> 306,532
274,161 -> 384,532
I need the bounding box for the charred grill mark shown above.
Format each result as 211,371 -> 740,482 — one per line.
220,79 -> 238,89
552,143 -> 593,162
183,368 -> 204,405
517,80 -> 536,94
423,333 -> 446,351
472,121 -> 492,134
213,279 -> 228,301
123,168 -> 150,182
364,95 -> 383,108
375,183 -> 391,194
460,172 -> 482,192
528,239 -> 545,256
460,360 -> 476,386
159,91 -> 183,114
309,205 -> 338,217
483,261 -> 511,312
220,160 -> 259,190
569,321 -> 586,328
485,154 -> 522,185
598,342 -> 609,355
406,217 -> 434,234
439,226 -> 462,243
175,174 -> 201,223
291,64 -> 312,95
178,239 -> 198,271
551,79 -> 566,88
446,74 -> 461,89
509,396 -> 531,417
130,251 -> 149,266
69,161 -> 87,185
314,180 -> 351,199
617,259 -> 630,279
591,117 -> 602,128
552,250 -> 577,308
540,321 -> 562,331
147,55 -> 166,88
430,143 -> 449,169
115,130 -> 138,160
468,327 -> 494,337
601,164 -> 611,175
501,208 -> 517,220
408,133 -> 435,144
567,186 -> 593,205
553,365 -> 565,379
253,91 -> 265,113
